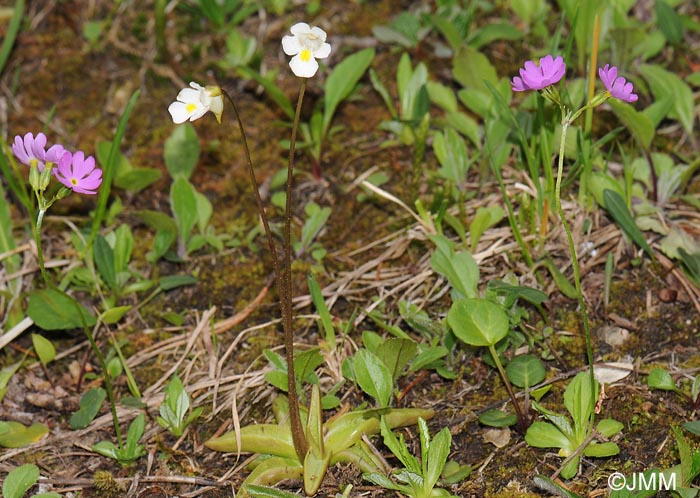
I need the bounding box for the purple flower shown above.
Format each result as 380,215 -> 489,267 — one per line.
598,64 -> 638,103
511,55 -> 566,92
55,151 -> 103,195
11,132 -> 66,171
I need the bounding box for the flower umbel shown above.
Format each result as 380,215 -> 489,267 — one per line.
511,55 -> 566,92
12,132 -> 66,171
168,82 -> 224,124
282,22 -> 331,78
55,150 -> 103,195
598,64 -> 638,103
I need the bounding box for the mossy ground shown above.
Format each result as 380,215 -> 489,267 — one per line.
2,2 -> 700,497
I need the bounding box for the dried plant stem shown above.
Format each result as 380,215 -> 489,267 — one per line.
223,86 -> 309,462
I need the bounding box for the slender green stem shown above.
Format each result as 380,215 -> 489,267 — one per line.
223,87 -> 309,461
489,344 -> 528,433
284,80 -> 308,462
33,201 -> 123,447
555,112 -> 596,423
33,209 -> 49,284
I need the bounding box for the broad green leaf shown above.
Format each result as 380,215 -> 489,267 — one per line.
429,234 -> 479,299
639,64 -> 695,135
3,464 -> 39,498
31,334 -> 56,365
607,99 -> 654,151
195,191 -> 213,234
94,234 -> 117,291
158,274 -> 196,290
111,224 -> 134,275
101,305 -> 131,324
433,127 -> 469,187
376,338 -> 417,382
655,0 -> 683,45
469,23 -> 522,49
114,168 -> 161,193
69,387 -> 107,429
563,372 -> 597,437
323,48 -> 375,135
245,485 -> 303,498
448,298 -> 509,347
379,416 -> 420,473
136,209 -> 178,235
603,189 -> 654,258
478,409 -> 518,427
597,418 -> 624,437
505,354 -> 546,389
170,176 -> 198,244
0,421 -> 49,448
425,425 -> 451,490
469,205 -> 504,252
583,441 -> 620,457
426,81 -> 457,113
647,367 -> 677,391
354,349 -> 393,408
453,45 -> 498,93
27,289 -> 96,330
524,421 -> 571,450
164,123 -> 200,179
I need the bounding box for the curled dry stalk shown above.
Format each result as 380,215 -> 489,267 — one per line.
223,80 -> 309,462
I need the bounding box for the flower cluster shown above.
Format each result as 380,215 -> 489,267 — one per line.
12,132 -> 103,195
511,55 -> 638,104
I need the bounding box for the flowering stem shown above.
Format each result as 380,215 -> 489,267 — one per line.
284,79 -> 308,462
489,344 -> 529,433
33,208 -> 49,284
555,110 -> 596,422
222,87 -> 309,461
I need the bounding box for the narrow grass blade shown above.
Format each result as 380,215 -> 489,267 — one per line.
603,189 -> 653,258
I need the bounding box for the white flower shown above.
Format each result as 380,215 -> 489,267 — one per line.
281,22 -> 331,78
168,82 -> 224,124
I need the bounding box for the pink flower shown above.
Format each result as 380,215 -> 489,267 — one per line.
598,64 -> 638,103
511,55 -> 566,92
11,132 -> 66,171
55,150 -> 103,195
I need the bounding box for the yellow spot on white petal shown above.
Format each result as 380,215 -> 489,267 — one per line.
300,49 -> 312,62
186,103 -> 197,113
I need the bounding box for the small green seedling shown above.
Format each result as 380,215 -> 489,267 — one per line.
93,413 -> 146,465
157,374 -> 203,437
363,416 -> 461,498
525,372 -> 622,479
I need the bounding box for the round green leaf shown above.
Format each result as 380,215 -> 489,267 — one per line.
353,349 -> 393,408
448,298 -> 509,347
647,367 -> 677,391
27,289 -> 96,330
506,354 -> 546,389
31,333 -> 56,366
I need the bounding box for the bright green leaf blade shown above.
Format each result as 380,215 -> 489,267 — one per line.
607,99 -> 654,151
639,63 -> 695,135
94,234 -> 117,291
506,354 -> 546,389
307,272 -> 336,348
478,409 -> 517,427
245,485 -> 303,498
524,421 -> 571,450
354,349 -> 393,407
376,338 -> 417,382
31,334 -> 56,365
596,418 -> 624,438
647,367 -> 677,391
0,421 -> 49,448
583,441 -> 620,457
205,424 -> 296,458
323,48 -> 375,135
429,234 -> 479,299
164,123 -> 200,179
425,427 -> 452,489
69,387 -> 107,429
603,189 -> 653,258
3,463 -> 39,498
448,298 -> 509,347
114,168 -> 162,192
27,289 -> 96,330
101,305 -> 132,325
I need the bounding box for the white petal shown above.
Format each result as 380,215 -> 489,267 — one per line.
176,87 -> 202,104
208,95 -> 224,123
290,55 -> 319,78
314,42 -> 331,59
189,81 -> 205,91
188,107 -> 208,121
282,35 -> 301,55
309,26 -> 327,42
168,102 -> 190,124
290,22 -> 311,35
